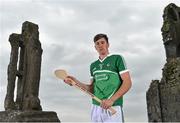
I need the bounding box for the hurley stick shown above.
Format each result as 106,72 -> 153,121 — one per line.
54,69 -> 117,115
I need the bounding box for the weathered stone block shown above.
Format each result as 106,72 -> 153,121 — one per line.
147,3 -> 180,122
0,111 -> 60,122
1,21 -> 60,122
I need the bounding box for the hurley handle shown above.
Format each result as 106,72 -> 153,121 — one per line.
71,81 -> 117,115
54,69 -> 117,115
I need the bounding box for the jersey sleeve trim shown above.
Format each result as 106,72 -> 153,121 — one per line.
90,76 -> 94,79
119,69 -> 129,75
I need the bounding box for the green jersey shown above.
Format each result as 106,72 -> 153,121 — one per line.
90,54 -> 128,106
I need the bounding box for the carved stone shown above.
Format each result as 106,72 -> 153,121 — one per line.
0,111 -> 60,122
4,33 -> 21,111
147,3 -> 180,122
147,59 -> 180,122
4,21 -> 42,111
161,3 -> 180,58
0,21 -> 60,122
146,80 -> 162,122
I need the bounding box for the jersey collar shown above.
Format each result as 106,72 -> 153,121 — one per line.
98,53 -> 111,62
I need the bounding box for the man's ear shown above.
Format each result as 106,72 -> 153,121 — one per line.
94,45 -> 97,51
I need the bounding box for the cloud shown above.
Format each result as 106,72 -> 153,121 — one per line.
1,0 -> 180,122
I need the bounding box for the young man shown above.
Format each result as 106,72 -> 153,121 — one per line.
64,34 -> 132,122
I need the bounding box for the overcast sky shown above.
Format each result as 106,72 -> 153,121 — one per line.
1,0 -> 180,122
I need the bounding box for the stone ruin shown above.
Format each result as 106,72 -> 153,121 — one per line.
0,21 -> 60,122
146,3 -> 180,122
162,3 -> 180,58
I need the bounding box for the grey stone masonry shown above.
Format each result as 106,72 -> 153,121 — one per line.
4,21 -> 43,111
0,21 -> 60,122
146,3 -> 180,122
146,80 -> 162,122
0,111 -> 60,122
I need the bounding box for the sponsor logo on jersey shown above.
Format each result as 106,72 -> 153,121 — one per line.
99,64 -> 103,70
107,63 -> 110,67
95,74 -> 109,81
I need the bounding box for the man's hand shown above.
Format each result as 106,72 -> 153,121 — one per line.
101,99 -> 114,109
64,78 -> 72,86
64,76 -> 78,86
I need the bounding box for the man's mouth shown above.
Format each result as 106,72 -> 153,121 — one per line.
99,48 -> 103,51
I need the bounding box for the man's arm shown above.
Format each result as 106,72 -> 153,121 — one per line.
64,76 -> 93,93
76,79 -> 93,93
101,71 -> 132,109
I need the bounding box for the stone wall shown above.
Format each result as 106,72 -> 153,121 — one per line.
0,21 -> 60,122
147,59 -> 180,122
146,80 -> 162,122
146,3 -> 180,122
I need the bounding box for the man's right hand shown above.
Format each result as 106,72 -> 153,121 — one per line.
64,76 -> 79,86
64,77 -> 73,86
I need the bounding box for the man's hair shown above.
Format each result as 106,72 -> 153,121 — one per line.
94,33 -> 109,43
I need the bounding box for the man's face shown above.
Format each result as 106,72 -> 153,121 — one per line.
94,38 -> 109,55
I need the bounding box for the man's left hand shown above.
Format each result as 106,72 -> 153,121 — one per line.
101,99 -> 114,109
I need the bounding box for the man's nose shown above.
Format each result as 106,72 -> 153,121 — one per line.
98,43 -> 103,47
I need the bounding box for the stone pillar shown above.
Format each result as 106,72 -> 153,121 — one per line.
147,3 -> 180,122
0,21 -> 60,122
4,34 -> 21,110
161,3 -> 180,58
20,21 -> 42,111
146,80 -> 162,122
160,58 -> 180,121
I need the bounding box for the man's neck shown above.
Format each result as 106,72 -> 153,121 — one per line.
99,52 -> 109,60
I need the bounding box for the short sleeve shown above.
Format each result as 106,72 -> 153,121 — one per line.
116,55 -> 129,75
90,64 -> 94,81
